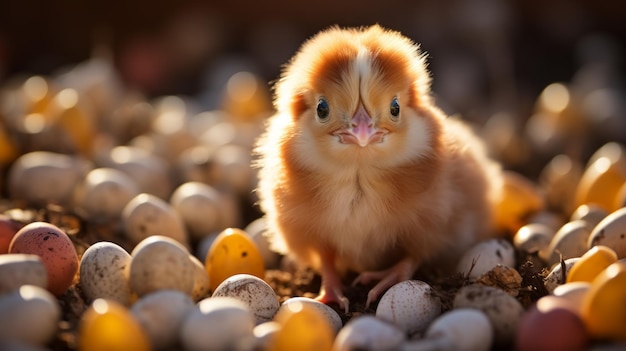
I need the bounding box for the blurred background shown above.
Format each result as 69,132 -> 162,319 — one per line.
0,0 -> 625,218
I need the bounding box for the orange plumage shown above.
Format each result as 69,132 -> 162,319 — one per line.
255,25 -> 503,311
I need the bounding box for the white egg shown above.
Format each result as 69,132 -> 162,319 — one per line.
76,168 -> 140,221
570,204 -> 608,230
544,257 -> 580,293
0,285 -> 61,346
456,239 -> 515,279
333,316 -> 405,351
244,217 -> 282,269
376,280 -> 441,335
587,207 -> 626,259
541,220 -> 591,265
97,145 -> 171,199
170,182 -> 224,240
211,274 -> 279,324
0,254 -> 47,294
79,241 -> 133,305
453,284 -> 524,346
413,308 -> 494,351
189,255 -> 210,301
131,290 -> 195,350
8,151 -> 92,206
122,193 -> 188,246
130,236 -> 195,297
513,223 -> 553,254
253,321 -> 281,350
280,297 -> 342,334
180,297 -> 256,351
552,282 -> 591,308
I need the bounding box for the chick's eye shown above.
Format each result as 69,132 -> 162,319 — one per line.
390,98 -> 400,120
316,98 -> 330,122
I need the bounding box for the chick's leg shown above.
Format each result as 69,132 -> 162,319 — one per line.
353,257 -> 418,308
315,249 -> 349,313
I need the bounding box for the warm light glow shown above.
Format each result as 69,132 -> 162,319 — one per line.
227,72 -> 258,102
92,299 -> 110,314
22,113 -> 46,133
540,83 -> 570,114
57,88 -> 79,109
23,76 -> 48,102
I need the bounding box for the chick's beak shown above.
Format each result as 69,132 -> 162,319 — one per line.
334,104 -> 386,147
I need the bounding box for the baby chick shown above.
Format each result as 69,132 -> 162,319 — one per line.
255,25 -> 503,311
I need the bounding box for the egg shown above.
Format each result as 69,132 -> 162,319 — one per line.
0,214 -> 22,253
280,297 -> 342,334
205,228 -> 265,291
574,143 -> 626,212
211,274 -> 279,324
376,280 -> 441,335
453,284 -> 524,346
131,290 -> 195,350
539,154 -> 582,215
456,239 -> 515,279
97,145 -> 171,199
587,207 -> 626,258
170,182 -> 224,240
544,257 -> 580,293
9,221 -> 78,296
75,168 -> 140,222
122,193 -> 188,246
567,245 -> 617,283
8,151 -> 92,207
0,285 -> 61,346
79,241 -> 133,305
516,296 -> 589,351
552,282 -> 591,309
253,321 -> 281,349
0,254 -> 48,294
209,144 -> 256,195
541,220 -> 591,266
570,203 -> 608,230
581,261 -> 626,341
244,217 -> 282,269
270,300 -> 334,351
333,316 -> 405,351
513,223 -> 554,254
410,309 -> 493,351
180,297 -> 256,351
129,235 -> 195,297
493,171 -> 544,233
189,255 -> 210,301
78,299 -> 151,351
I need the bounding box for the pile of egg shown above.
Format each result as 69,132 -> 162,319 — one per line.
0,52 -> 625,351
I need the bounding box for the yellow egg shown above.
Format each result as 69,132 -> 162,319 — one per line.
47,88 -> 96,156
493,171 -> 544,233
78,299 -> 150,351
269,301 -> 334,351
567,245 -> 617,283
581,262 -> 626,341
0,124 -> 18,166
575,143 -> 626,212
205,228 -> 265,291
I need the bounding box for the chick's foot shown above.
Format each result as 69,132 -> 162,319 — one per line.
352,257 -> 418,308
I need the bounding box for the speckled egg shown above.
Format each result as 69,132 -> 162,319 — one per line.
211,274 -> 279,324
0,254 -> 47,294
9,222 -> 78,296
129,236 -> 195,297
131,290 -> 195,350
79,298 -> 151,351
180,297 -> 256,351
333,316 -> 405,351
0,285 -> 61,346
453,284 -> 524,346
587,207 -> 626,258
189,255 -> 210,301
376,280 -> 441,335
122,193 -> 188,246
456,239 -> 515,279
79,241 -> 133,305
205,228 -> 265,291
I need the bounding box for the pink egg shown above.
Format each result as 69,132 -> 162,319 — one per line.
516,296 -> 589,351
0,215 -> 22,254
9,222 -> 78,296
